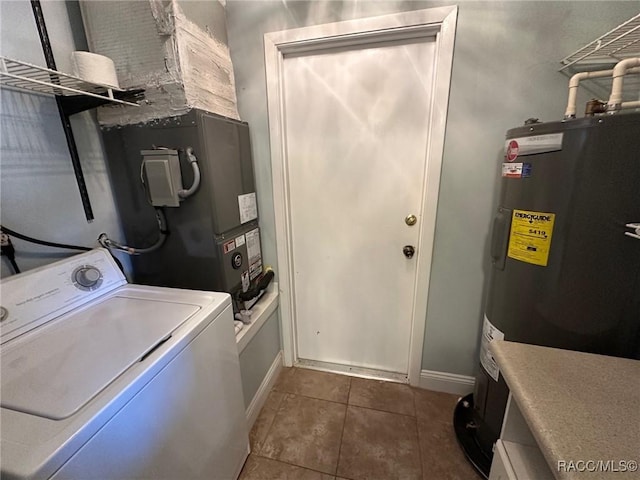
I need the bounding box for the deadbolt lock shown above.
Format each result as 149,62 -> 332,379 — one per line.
403,245 -> 415,259
405,214 -> 417,226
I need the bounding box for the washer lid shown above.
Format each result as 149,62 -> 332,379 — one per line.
0,295 -> 200,420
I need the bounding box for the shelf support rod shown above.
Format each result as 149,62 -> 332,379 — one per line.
30,0 -> 95,222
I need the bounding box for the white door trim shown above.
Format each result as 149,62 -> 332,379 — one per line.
264,6 -> 457,386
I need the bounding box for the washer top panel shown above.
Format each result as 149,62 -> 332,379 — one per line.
1,294 -> 199,420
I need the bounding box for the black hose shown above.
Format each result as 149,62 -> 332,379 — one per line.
0,226 -> 91,251
1,233 -> 21,274
98,208 -> 168,255
8,257 -> 21,274
0,226 -> 125,276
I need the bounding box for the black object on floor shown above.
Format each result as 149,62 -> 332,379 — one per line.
453,393 -> 491,479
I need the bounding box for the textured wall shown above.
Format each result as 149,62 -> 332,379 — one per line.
224,1 -> 638,377
0,0 -> 127,278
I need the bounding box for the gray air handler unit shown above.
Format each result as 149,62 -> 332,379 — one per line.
454,112 -> 640,478
101,109 -> 264,310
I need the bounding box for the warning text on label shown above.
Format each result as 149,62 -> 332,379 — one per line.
507,209 -> 556,267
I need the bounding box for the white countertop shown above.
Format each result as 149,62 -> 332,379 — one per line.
491,340 -> 640,479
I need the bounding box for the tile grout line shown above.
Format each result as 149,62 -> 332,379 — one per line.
413,388 -> 425,479
251,382 -> 345,476
347,402 -> 417,419
253,382 -> 287,456
279,367 -> 419,414
270,389 -> 419,419
255,369 -> 349,476
263,369 -> 459,479
263,370 -> 430,479
250,453 -> 342,477
271,389 -> 348,406
333,376 -> 352,477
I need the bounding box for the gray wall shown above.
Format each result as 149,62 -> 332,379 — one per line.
239,311 -> 281,408
0,0 -> 128,277
225,1 -> 638,377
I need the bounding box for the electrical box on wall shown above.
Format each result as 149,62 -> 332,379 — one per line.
141,150 -> 183,207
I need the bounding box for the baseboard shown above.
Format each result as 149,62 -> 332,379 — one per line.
245,350 -> 283,429
419,369 -> 475,396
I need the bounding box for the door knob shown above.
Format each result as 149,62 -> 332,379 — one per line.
405,214 -> 417,226
403,245 -> 415,258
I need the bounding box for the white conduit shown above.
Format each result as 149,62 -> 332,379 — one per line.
621,100 -> 640,109
607,57 -> 640,111
564,65 -> 640,118
178,147 -> 201,199
565,69 -> 614,118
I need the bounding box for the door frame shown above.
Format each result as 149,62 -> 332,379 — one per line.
264,6 -> 457,386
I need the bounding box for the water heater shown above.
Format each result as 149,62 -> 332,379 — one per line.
455,112 -> 640,477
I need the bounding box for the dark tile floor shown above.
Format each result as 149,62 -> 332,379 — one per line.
239,367 -> 480,480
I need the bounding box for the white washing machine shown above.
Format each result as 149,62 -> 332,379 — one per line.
0,249 -> 249,479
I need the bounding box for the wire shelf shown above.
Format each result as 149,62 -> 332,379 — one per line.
560,14 -> 640,71
0,56 -> 139,107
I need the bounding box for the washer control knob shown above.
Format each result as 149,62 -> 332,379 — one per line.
72,265 -> 103,291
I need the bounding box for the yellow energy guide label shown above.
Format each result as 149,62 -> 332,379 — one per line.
507,209 -> 556,266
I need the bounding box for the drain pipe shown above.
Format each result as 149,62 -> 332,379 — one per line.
607,57 -> 640,112
564,65 -> 640,119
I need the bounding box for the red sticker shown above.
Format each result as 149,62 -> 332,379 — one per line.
506,140 -> 519,162
223,240 -> 236,254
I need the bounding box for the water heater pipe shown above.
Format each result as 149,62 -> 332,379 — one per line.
565,69 -> 615,118
620,100 -> 640,110
607,57 -> 640,111
564,66 -> 640,118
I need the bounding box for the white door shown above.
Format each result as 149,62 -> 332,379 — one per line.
265,8 -> 457,382
285,39 -> 434,375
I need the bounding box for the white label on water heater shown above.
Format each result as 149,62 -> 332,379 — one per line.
504,133 -> 563,160
480,315 -> 505,381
